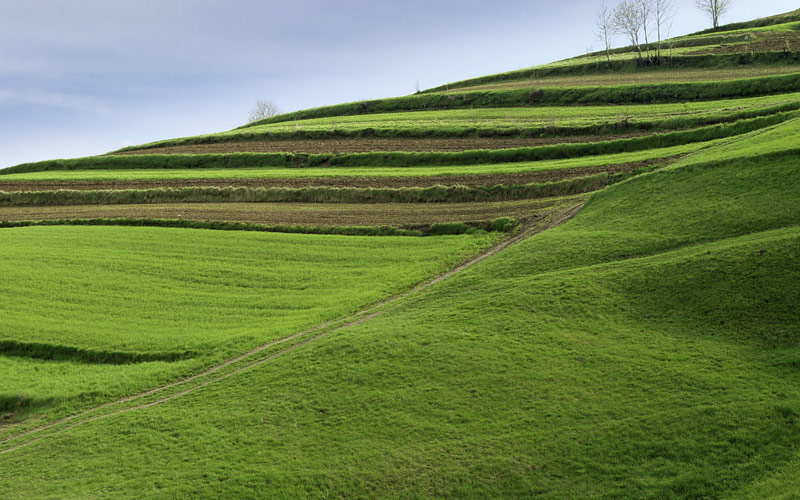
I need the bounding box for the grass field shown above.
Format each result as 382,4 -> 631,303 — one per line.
0,227 -> 497,353
0,227 -> 498,427
1,123 -> 797,498
1,8 -> 799,499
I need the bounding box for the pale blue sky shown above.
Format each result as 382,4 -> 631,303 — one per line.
1,0 -> 797,168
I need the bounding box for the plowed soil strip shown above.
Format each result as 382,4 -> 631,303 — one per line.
0,199 -> 566,227
0,201 -> 584,455
441,66 -> 800,93
115,135 -> 647,155
0,159 -> 664,192
686,33 -> 800,55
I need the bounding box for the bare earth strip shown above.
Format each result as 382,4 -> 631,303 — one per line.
0,198 -> 570,227
686,33 -> 800,55
441,66 -> 800,93
0,201 -> 584,456
114,134 -> 647,155
0,158 -> 662,192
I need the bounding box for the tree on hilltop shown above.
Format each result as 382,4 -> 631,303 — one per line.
636,0 -> 654,62
695,0 -> 732,29
248,99 -> 281,123
653,0 -> 677,60
595,3 -> 617,65
614,1 -> 645,61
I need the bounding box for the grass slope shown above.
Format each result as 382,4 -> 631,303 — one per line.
0,126 -> 797,498
0,228 -> 496,425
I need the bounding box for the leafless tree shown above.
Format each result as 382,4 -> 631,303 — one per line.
247,99 -> 281,123
595,3 -> 616,65
695,0 -> 732,29
636,0 -> 654,63
653,0 -> 677,60
614,0 -> 644,61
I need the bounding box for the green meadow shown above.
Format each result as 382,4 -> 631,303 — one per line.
0,228 -> 496,425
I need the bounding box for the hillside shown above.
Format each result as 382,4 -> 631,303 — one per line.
1,10 -> 799,499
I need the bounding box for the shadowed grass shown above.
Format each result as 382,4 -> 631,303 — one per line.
0,217 -> 519,237
0,340 -> 194,365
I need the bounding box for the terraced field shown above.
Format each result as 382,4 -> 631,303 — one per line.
1,10 -> 799,499
112,89 -> 800,151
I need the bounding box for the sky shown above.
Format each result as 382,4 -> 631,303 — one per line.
1,0 -> 797,168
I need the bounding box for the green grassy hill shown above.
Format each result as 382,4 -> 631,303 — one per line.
1,10 -> 799,499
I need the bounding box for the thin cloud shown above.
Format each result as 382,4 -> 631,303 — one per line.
0,89 -> 112,115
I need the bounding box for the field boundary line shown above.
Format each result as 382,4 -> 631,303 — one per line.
0,201 -> 584,456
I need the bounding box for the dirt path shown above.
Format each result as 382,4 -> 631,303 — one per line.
0,201 -> 584,456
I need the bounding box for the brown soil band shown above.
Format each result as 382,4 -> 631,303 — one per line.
0,199 -> 567,227
0,158 -> 667,193
114,134 -> 647,155
686,33 -> 800,55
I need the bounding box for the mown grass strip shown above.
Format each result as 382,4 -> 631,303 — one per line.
242,73 -> 800,126
0,340 -> 193,365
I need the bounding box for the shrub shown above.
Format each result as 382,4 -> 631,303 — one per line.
428,222 -> 475,236
490,217 -> 517,232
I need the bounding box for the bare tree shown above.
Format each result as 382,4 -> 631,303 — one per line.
614,0 -> 644,61
247,99 -> 281,123
595,3 -> 616,65
695,0 -> 732,29
653,0 -> 677,60
637,0 -> 654,63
